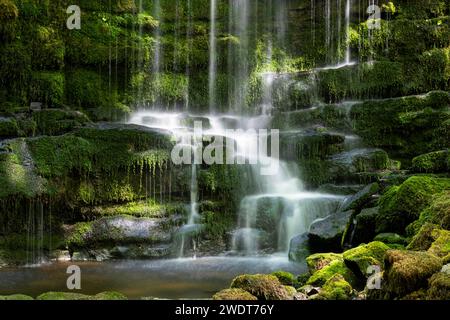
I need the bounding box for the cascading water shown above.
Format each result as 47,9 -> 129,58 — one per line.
345,0 -> 352,64
208,0 -> 217,112
152,0 -> 162,76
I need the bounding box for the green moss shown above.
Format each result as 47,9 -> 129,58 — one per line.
36,291 -> 127,300
316,274 -> 353,300
0,294 -> 33,300
29,72 -> 65,108
306,260 -> 357,287
317,62 -> 405,103
306,253 -> 343,274
0,118 -> 19,138
271,271 -> 297,287
383,250 -> 443,298
412,150 -> 450,173
374,233 -> 408,246
212,288 -> 257,301
427,272 -> 450,300
343,241 -> 390,278
65,222 -> 93,250
376,176 -> 450,234
407,192 -> 450,235
32,109 -> 90,136
231,274 -> 293,300
350,91 -> 450,158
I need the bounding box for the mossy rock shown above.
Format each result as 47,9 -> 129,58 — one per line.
37,291 -> 127,300
0,294 -> 33,300
212,288 -> 257,301
407,191 -> 450,235
0,118 -> 19,138
37,292 -> 93,300
407,223 -> 450,262
343,241 -> 390,279
374,233 -> 408,246
271,271 -> 297,287
306,259 -> 358,287
412,150 -> 450,173
33,109 -> 91,136
427,272 -> 450,300
350,91 -> 450,159
383,250 -> 443,298
376,176 -> 450,234
315,274 -> 353,300
305,253 -> 343,274
230,274 -> 293,300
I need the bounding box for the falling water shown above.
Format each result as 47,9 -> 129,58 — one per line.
228,0 -> 250,113
152,0 -> 162,76
185,0 -> 194,110
208,0 -> 217,113
345,0 -> 352,64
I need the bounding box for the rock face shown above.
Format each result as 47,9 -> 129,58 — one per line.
288,233 -> 311,262
382,250 -> 443,298
66,215 -> 177,260
308,210 -> 353,250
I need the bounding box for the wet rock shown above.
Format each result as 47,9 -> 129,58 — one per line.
339,182 -> 379,212
317,184 -> 365,196
308,210 -> 353,250
288,233 -> 311,262
298,285 -> 321,296
346,206 -> 380,246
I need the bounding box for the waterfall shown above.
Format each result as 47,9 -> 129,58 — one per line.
185,0 -> 193,110
228,0 -> 250,113
345,0 -> 352,64
208,0 -> 217,113
152,0 -> 162,76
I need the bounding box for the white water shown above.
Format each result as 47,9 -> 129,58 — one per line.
152,0 -> 162,75
209,0 -> 217,112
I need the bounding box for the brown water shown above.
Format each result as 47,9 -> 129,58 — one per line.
0,256 -> 306,299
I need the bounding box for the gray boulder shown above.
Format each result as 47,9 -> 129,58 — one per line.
308,210 -> 354,250
288,233 -> 311,262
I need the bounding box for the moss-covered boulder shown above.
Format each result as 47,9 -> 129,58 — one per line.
306,253 -> 343,274
407,191 -> 450,235
37,291 -> 127,300
343,241 -> 390,279
409,224 -> 450,263
0,294 -> 33,300
427,272 -> 450,300
212,288 -> 258,301
373,233 -> 408,247
412,150 -> 450,173
314,274 -> 353,300
271,271 -> 298,287
383,250 -> 443,298
376,176 -> 450,234
306,259 -> 357,287
230,274 -> 293,300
